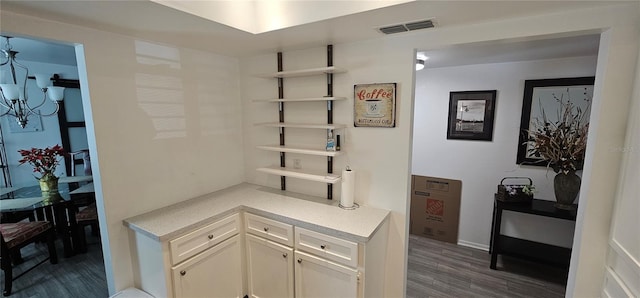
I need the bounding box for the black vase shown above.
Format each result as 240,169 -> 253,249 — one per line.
553,171 -> 581,210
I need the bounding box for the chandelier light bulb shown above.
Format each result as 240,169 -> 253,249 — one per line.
35,73 -> 52,89
0,84 -> 20,100
47,86 -> 65,101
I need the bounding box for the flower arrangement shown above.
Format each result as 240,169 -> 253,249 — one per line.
504,183 -> 536,196
18,144 -> 65,180
526,89 -> 590,174
497,182 -> 535,202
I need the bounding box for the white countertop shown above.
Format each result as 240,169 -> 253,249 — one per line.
124,183 -> 390,243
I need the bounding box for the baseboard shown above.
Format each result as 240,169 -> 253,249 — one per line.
457,240 -> 489,251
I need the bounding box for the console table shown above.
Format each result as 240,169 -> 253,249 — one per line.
489,197 -> 577,270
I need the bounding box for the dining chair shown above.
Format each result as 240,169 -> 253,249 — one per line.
73,203 -> 98,253
67,148 -> 97,253
68,149 -> 91,177
0,221 -> 58,296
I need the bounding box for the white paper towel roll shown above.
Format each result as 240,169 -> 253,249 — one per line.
341,168 -> 355,208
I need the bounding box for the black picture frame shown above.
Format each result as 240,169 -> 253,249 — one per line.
516,76 -> 595,166
447,90 -> 497,141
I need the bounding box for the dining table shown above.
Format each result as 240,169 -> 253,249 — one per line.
0,175 -> 95,257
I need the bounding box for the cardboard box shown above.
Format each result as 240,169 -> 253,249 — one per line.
410,175 -> 462,244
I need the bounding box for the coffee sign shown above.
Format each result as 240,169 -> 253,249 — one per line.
354,83 -> 397,127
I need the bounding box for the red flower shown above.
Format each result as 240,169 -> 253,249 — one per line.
18,145 -> 66,179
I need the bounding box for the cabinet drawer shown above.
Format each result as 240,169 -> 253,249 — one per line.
294,227 -> 358,267
170,214 -> 239,265
245,213 -> 294,246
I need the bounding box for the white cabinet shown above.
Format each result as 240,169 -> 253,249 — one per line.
295,227 -> 358,268
172,234 -> 244,298
294,250 -> 358,298
245,213 -> 389,298
129,207 -> 388,298
245,213 -> 295,298
294,227 -> 361,298
245,233 -> 294,298
293,224 -> 389,298
129,213 -> 243,298
169,213 -> 240,265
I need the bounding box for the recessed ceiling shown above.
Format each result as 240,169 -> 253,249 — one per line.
418,34 -> 601,69
150,0 -> 413,34
0,1 -> 627,58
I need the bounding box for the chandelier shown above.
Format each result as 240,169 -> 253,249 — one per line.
0,36 -> 65,128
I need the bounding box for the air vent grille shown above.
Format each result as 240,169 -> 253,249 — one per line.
379,25 -> 408,35
405,20 -> 434,31
378,19 -> 435,35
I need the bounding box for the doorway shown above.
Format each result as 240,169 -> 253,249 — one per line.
407,33 -> 600,296
0,34 -> 108,296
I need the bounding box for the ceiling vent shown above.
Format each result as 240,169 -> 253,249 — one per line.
379,25 -> 408,34
378,19 -> 435,35
405,20 -> 434,31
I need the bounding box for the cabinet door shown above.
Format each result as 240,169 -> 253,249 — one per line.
246,234 -> 294,298
294,250 -> 359,298
172,235 -> 243,298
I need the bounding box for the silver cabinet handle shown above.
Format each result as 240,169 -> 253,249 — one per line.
297,259 -> 302,264
263,227 -> 269,232
180,270 -> 186,276
283,253 -> 288,258
208,234 -> 214,240
320,245 -> 326,249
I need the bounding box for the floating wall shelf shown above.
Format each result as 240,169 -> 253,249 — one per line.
255,45 -> 344,199
257,166 -> 341,184
252,96 -> 347,103
258,66 -> 347,78
256,122 -> 346,130
257,145 -> 343,157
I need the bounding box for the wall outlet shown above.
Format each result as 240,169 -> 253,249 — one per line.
293,159 -> 302,169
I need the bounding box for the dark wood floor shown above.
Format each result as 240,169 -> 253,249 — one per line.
407,234 -> 568,298
0,230 -> 108,297
3,231 -> 568,298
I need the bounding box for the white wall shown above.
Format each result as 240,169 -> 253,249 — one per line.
242,42 -> 415,298
1,11 -> 246,294
603,45 -> 640,297
0,61 -> 79,187
412,56 -> 597,249
243,5 -> 639,297
2,3 -> 638,298
567,19 -> 639,297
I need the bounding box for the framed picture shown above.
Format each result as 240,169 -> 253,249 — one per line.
446,90 -> 497,141
516,77 -> 595,166
354,83 -> 396,127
